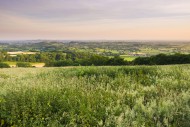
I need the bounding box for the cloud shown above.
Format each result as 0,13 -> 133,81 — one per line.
1,0 -> 190,22
0,0 -> 190,40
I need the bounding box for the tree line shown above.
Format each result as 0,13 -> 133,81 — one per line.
46,53 -> 190,67
0,51 -> 128,67
1,51 -> 190,67
0,52 -> 67,62
45,55 -> 127,67
133,53 -> 190,65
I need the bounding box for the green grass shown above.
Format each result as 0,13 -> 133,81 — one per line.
120,55 -> 137,61
0,65 -> 190,126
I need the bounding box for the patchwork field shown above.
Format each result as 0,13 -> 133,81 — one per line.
0,65 -> 190,126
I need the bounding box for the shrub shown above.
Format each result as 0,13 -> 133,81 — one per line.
16,62 -> 32,67
0,63 -> 10,68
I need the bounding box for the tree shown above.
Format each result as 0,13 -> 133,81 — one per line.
108,56 -> 127,65
16,62 -> 32,67
0,63 -> 10,68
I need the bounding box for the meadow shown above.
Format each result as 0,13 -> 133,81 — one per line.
120,55 -> 137,61
0,65 -> 190,127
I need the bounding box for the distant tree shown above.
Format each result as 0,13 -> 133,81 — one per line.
89,55 -> 109,66
133,53 -> 190,65
45,59 -> 73,67
134,57 -> 153,65
16,62 -> 32,67
108,56 -> 127,65
0,63 -> 10,68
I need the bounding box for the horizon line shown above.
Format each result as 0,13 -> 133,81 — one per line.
0,39 -> 190,42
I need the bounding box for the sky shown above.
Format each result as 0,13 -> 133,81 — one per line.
0,0 -> 190,40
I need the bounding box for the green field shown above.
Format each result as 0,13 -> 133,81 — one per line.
120,55 -> 137,61
0,65 -> 190,126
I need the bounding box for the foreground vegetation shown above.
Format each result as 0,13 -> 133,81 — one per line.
0,65 -> 190,126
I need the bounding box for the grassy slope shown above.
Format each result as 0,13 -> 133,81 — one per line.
0,65 -> 190,126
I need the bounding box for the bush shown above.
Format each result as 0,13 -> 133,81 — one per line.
0,63 -> 10,68
133,53 -> 190,65
45,60 -> 74,67
16,62 -> 32,67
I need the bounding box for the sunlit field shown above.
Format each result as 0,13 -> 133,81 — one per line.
3,62 -> 45,68
0,65 -> 190,126
120,55 -> 137,61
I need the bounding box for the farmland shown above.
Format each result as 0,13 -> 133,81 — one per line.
2,41 -> 190,68
0,65 -> 189,126
1,41 -> 190,58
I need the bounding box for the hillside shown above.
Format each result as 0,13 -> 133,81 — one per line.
1,41 -> 190,57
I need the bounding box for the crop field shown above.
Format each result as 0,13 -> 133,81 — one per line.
0,65 -> 190,126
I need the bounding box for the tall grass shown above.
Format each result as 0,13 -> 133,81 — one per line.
0,65 -> 190,126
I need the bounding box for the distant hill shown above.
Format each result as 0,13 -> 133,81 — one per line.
1,40 -> 190,56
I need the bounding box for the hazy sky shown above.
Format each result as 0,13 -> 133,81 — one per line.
0,0 -> 190,40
